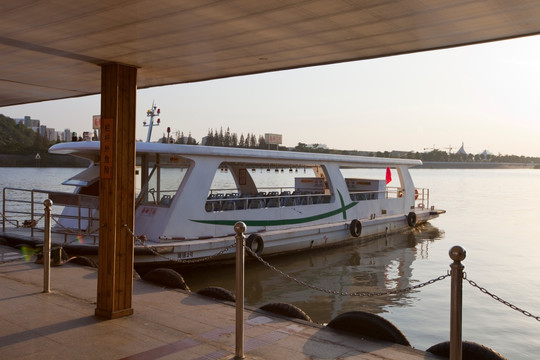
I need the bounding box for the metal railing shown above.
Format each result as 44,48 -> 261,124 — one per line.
2,187 -> 99,238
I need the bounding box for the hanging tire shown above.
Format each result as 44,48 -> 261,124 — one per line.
426,341 -> 506,360
349,219 -> 362,237
259,302 -> 312,322
327,311 -> 410,346
142,268 -> 190,291
197,286 -> 236,302
69,256 -> 98,268
407,211 -> 417,227
245,234 -> 264,256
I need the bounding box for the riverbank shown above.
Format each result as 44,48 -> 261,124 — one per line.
417,161 -> 538,169
0,153 -> 90,167
1,153 -> 536,169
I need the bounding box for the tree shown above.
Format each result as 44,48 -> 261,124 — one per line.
238,134 -> 245,147
224,127 -> 231,147
258,135 -> 267,149
217,127 -> 224,146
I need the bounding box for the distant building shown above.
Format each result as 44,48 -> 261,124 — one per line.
14,115 -> 40,132
62,129 -> 71,142
46,128 -> 56,141
480,149 -> 493,160
456,142 -> 467,155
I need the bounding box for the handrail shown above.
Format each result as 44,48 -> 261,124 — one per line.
1,187 -> 99,237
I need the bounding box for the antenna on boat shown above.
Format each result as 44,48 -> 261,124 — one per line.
143,101 -> 161,142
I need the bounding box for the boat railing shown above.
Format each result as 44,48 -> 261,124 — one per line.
2,187 -> 99,238
415,187 -> 430,209
204,186 -> 430,212
205,187 -> 332,212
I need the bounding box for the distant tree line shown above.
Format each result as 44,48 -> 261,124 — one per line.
2,114 -> 539,165
0,114 -> 53,154
165,127 -> 269,149
159,126 -> 540,165
204,127 -> 268,149
369,149 -> 540,164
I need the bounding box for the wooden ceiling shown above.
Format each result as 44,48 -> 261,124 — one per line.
2,0 -> 540,107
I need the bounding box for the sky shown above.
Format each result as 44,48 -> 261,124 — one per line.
3,35 -> 540,157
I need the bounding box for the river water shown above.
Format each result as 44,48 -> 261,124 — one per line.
1,167 -> 539,359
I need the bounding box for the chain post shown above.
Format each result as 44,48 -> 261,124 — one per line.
234,222 -> 246,360
43,199 -> 53,293
449,245 -> 466,360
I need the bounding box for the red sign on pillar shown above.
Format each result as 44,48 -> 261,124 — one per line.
100,118 -> 114,179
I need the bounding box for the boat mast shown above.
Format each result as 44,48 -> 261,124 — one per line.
143,101 -> 161,142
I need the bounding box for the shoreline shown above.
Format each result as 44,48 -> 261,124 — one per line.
417,161 -> 538,169
0,153 -> 537,169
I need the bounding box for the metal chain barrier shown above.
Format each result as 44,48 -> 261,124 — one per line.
0,209 -> 44,228
122,224 -> 236,264
44,220 -> 540,323
465,275 -> 540,322
244,245 -> 450,297
0,210 -> 21,227
50,215 -> 98,241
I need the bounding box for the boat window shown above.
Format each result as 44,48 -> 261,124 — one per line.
205,163 -> 334,212
136,160 -> 190,207
340,167 -> 402,201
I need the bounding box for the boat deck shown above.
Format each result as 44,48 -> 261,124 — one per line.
0,244 -> 441,360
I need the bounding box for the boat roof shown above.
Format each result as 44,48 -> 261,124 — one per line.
49,141 -> 422,168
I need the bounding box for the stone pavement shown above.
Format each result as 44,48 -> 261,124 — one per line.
0,245 -> 441,359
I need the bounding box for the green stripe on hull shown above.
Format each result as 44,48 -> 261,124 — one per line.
191,190 -> 358,227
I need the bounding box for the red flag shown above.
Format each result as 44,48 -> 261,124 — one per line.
385,167 -> 392,184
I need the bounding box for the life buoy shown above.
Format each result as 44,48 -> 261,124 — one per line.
407,211 -> 417,227
327,311 -> 411,346
426,340 -> 506,360
245,234 -> 264,256
398,189 -> 418,199
349,219 -> 362,237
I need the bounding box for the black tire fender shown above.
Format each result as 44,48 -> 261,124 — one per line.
327,311 -> 410,346
245,234 -> 264,256
259,302 -> 312,322
407,211 -> 417,227
197,286 -> 236,302
142,268 -> 190,291
426,340 -> 506,360
69,256 -> 98,268
349,219 -> 362,237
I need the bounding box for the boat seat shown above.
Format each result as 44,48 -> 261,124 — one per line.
282,196 -> 296,207
160,195 -> 173,205
299,195 -> 313,205
222,200 -> 236,211
267,197 -> 280,208
248,199 -> 263,209
235,199 -> 247,210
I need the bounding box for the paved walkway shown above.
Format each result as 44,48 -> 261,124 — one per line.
0,245 -> 440,359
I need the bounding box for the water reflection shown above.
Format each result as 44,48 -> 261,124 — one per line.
179,223 -> 444,324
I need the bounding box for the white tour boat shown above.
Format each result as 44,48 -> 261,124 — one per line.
35,140 -> 445,266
